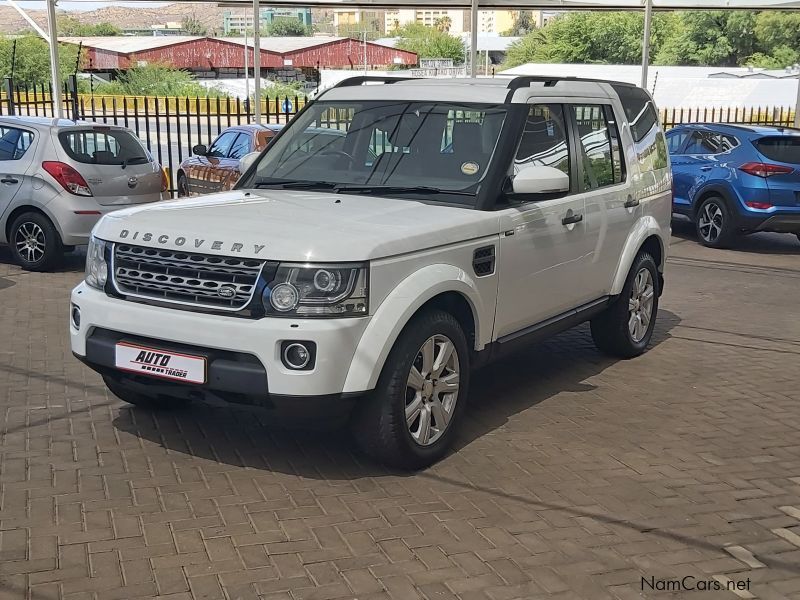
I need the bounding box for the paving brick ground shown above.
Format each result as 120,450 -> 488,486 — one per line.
1,223 -> 799,600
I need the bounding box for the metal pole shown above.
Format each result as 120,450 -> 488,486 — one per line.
243,16 -> 250,118
46,0 -> 63,118
641,0 -> 653,89
253,0 -> 261,122
470,0 -> 479,78
363,30 -> 367,75
794,73 -> 800,128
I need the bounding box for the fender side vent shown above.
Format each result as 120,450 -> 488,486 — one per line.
473,246 -> 495,277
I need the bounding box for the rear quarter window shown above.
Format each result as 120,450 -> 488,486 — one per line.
59,128 -> 150,166
755,137 -> 800,164
611,84 -> 667,171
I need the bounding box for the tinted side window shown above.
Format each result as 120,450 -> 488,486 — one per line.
611,84 -> 667,171
514,104 -> 570,181
572,104 -> 623,189
0,127 -> 34,161
667,131 -> 689,153
207,131 -> 238,158
684,132 -> 731,155
228,133 -> 252,160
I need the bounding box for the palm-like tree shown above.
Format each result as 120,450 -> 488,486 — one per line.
434,16 -> 452,33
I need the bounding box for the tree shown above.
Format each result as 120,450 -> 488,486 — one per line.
266,19 -> 310,37
0,35 -> 83,87
395,23 -> 465,64
57,15 -> 121,36
504,10 -> 535,36
434,16 -> 452,33
654,11 -> 755,67
181,14 -> 207,36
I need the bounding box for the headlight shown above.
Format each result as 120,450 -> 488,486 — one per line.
262,263 -> 368,317
85,236 -> 108,290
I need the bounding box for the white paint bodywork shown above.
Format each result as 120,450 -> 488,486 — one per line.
71,78 -> 672,399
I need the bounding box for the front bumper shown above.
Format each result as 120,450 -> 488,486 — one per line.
70,283 -> 372,403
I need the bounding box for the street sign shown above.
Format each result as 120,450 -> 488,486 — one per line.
282,98 -> 293,114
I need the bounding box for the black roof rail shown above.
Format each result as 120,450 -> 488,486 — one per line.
317,75 -> 419,96
506,75 -> 638,92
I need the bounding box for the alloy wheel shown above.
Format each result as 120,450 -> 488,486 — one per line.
628,268 -> 654,343
405,334 -> 460,446
15,222 -> 46,264
698,201 -> 723,243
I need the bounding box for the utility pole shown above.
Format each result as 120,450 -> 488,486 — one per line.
641,0 -> 653,89
252,0 -> 261,122
243,16 -> 250,119
46,0 -> 63,118
469,0 -> 478,78
363,30 -> 368,75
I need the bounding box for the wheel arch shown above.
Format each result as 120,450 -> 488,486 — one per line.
610,217 -> 668,296
691,184 -> 735,218
342,265 -> 485,394
3,205 -> 62,245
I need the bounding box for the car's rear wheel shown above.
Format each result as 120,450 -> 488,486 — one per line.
351,309 -> 469,470
695,196 -> 736,248
591,251 -> 660,359
177,173 -> 189,197
103,376 -> 191,410
9,212 -> 63,272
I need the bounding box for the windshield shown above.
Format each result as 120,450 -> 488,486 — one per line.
241,100 -> 508,204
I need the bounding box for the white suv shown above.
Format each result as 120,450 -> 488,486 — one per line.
70,76 -> 671,469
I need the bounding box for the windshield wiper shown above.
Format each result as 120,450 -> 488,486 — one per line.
120,156 -> 149,169
254,179 -> 337,190
334,185 -> 473,197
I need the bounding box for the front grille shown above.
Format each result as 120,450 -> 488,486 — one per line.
112,244 -> 266,311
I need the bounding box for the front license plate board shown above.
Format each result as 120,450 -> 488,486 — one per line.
114,342 -> 206,384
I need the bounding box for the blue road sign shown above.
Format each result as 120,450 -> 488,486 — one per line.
282,98 -> 293,114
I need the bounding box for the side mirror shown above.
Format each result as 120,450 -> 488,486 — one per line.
512,165 -> 570,195
239,151 -> 260,174
192,144 -> 208,156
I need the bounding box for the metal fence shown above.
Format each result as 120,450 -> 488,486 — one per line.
2,76 -> 798,195
1,76 -> 306,195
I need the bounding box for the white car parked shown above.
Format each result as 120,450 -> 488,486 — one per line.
70,76 -> 672,469
0,116 -> 168,271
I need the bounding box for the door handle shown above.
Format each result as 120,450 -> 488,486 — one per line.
562,212 -> 583,226
1,177 -> 19,184
700,166 -> 713,171
624,196 -> 640,208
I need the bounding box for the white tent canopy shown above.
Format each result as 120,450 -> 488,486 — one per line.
13,0 -> 800,121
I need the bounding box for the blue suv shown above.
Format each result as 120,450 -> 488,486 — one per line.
667,123 -> 800,248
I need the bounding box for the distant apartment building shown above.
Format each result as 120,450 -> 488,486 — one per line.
383,9 -> 524,35
332,9 -> 386,37
223,7 -> 312,35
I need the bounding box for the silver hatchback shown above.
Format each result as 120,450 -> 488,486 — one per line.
0,116 -> 168,271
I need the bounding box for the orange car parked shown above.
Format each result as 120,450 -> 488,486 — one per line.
176,124 -> 282,196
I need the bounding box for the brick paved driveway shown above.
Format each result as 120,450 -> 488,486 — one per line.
1,224 -> 799,600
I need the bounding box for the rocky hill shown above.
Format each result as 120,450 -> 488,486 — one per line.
0,3 -> 228,35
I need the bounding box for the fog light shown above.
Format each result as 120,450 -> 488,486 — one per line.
280,341 -> 316,370
71,304 -> 81,329
283,343 -> 310,369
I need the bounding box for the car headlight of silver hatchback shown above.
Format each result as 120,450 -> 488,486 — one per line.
262,263 -> 368,317
85,236 -> 108,290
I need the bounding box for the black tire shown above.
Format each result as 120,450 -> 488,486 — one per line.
9,211 -> 63,272
177,173 -> 189,197
796,233 -> 800,244
695,196 -> 736,248
351,309 -> 470,470
103,376 -> 191,410
591,251 -> 660,359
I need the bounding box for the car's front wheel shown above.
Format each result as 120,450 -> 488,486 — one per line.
177,173 -> 189,197
695,196 -> 736,248
591,251 -> 660,359
352,309 -> 470,470
9,211 -> 63,272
